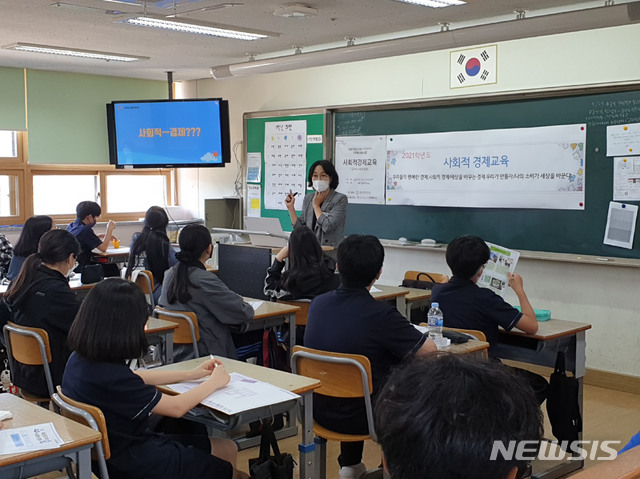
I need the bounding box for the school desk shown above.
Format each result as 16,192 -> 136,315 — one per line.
156,356 -> 321,479
91,246 -> 130,264
0,276 -> 94,297
497,318 -> 592,478
241,298 -> 300,353
370,284 -> 409,317
145,317 -> 179,365
376,284 -> 432,319
569,442 -> 640,479
0,393 -> 101,479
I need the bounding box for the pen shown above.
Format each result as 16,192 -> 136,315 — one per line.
292,192 -> 298,197
210,354 -> 217,368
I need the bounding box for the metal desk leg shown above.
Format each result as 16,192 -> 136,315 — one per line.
165,332 -> 174,364
75,448 -> 92,479
396,296 -> 407,318
289,312 -> 297,353
298,392 -> 316,479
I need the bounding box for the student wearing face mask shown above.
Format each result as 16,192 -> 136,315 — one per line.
285,160 -> 348,248
1,229 -> 81,398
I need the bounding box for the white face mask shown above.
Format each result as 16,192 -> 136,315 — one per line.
312,180 -> 330,192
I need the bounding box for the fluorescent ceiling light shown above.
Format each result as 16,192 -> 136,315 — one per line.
2,42 -> 148,62
393,0 -> 466,7
120,15 -> 270,40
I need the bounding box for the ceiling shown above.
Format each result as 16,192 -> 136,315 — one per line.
0,0 -> 622,82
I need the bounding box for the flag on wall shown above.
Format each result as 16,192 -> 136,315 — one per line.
450,45 -> 497,89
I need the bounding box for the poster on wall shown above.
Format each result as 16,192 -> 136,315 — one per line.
386,124 -> 586,210
263,120 -> 307,210
335,135 -> 387,204
607,123 -> 640,156
613,156 -> 640,201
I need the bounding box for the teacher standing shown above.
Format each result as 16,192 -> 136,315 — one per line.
285,160 -> 348,248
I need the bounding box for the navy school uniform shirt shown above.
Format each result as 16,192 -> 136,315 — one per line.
63,352 -> 233,479
431,276 -> 522,358
67,218 -> 101,268
304,285 -> 426,395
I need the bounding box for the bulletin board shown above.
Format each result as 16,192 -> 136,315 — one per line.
244,108 -> 329,231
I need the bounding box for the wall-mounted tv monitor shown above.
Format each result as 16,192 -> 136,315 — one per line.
106,98 -> 230,168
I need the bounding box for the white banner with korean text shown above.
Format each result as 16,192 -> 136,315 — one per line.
386,124 -> 586,210
335,135 -> 387,204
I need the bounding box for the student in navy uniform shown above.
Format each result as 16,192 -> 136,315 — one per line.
125,206 -> 178,303
2,229 -> 80,397
7,215 -> 54,281
264,225 -> 340,300
285,160 -> 348,249
63,278 -> 247,479
304,234 -> 436,479
375,353 -> 543,479
431,235 -> 548,404
159,224 -> 254,360
66,200 -> 117,274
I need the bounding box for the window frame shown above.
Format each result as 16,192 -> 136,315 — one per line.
0,132 -> 177,225
28,165 -> 175,224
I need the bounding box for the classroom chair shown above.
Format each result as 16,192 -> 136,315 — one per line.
291,345 -> 380,479
153,307 -> 201,359
53,386 -> 111,479
3,322 -> 57,409
134,269 -> 155,310
276,298 -> 311,346
403,270 -> 450,285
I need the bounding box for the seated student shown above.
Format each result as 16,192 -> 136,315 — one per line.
62,278 -> 247,479
159,224 -> 254,360
7,215 -> 54,281
304,234 -> 437,479
0,232 -> 13,280
125,206 -> 178,303
264,226 -> 340,300
66,200 -> 117,274
375,353 -> 543,479
431,235 -> 548,403
2,229 -> 80,397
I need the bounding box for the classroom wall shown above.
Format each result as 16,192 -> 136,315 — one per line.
0,67 -> 166,165
177,23 -> 640,378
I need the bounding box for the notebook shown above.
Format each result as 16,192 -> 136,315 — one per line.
244,217 -> 289,248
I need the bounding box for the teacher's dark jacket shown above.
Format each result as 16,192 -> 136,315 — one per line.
2,265 -> 80,397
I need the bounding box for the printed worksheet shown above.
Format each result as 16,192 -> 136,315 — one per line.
477,242 -> 520,297
0,422 -> 64,455
168,372 -> 299,415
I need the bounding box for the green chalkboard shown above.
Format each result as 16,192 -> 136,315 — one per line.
245,109 -> 328,231
335,86 -> 640,259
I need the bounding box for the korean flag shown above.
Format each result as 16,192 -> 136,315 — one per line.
450,45 -> 497,89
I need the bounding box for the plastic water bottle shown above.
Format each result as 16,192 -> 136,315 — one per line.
427,302 -> 444,341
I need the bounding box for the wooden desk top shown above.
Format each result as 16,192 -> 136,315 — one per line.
501,319 -> 592,340
570,445 -> 640,478
0,277 -> 93,296
448,338 -> 490,355
0,394 -> 101,467
145,317 -> 179,334
92,247 -> 130,257
157,356 -> 321,397
244,298 -> 300,320
370,284 -> 409,301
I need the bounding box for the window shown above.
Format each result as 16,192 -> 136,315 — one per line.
33,174 -> 98,216
105,173 -> 170,214
0,132 -> 175,224
0,131 -> 17,158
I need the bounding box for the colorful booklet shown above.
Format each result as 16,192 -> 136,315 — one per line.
478,242 -> 520,297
